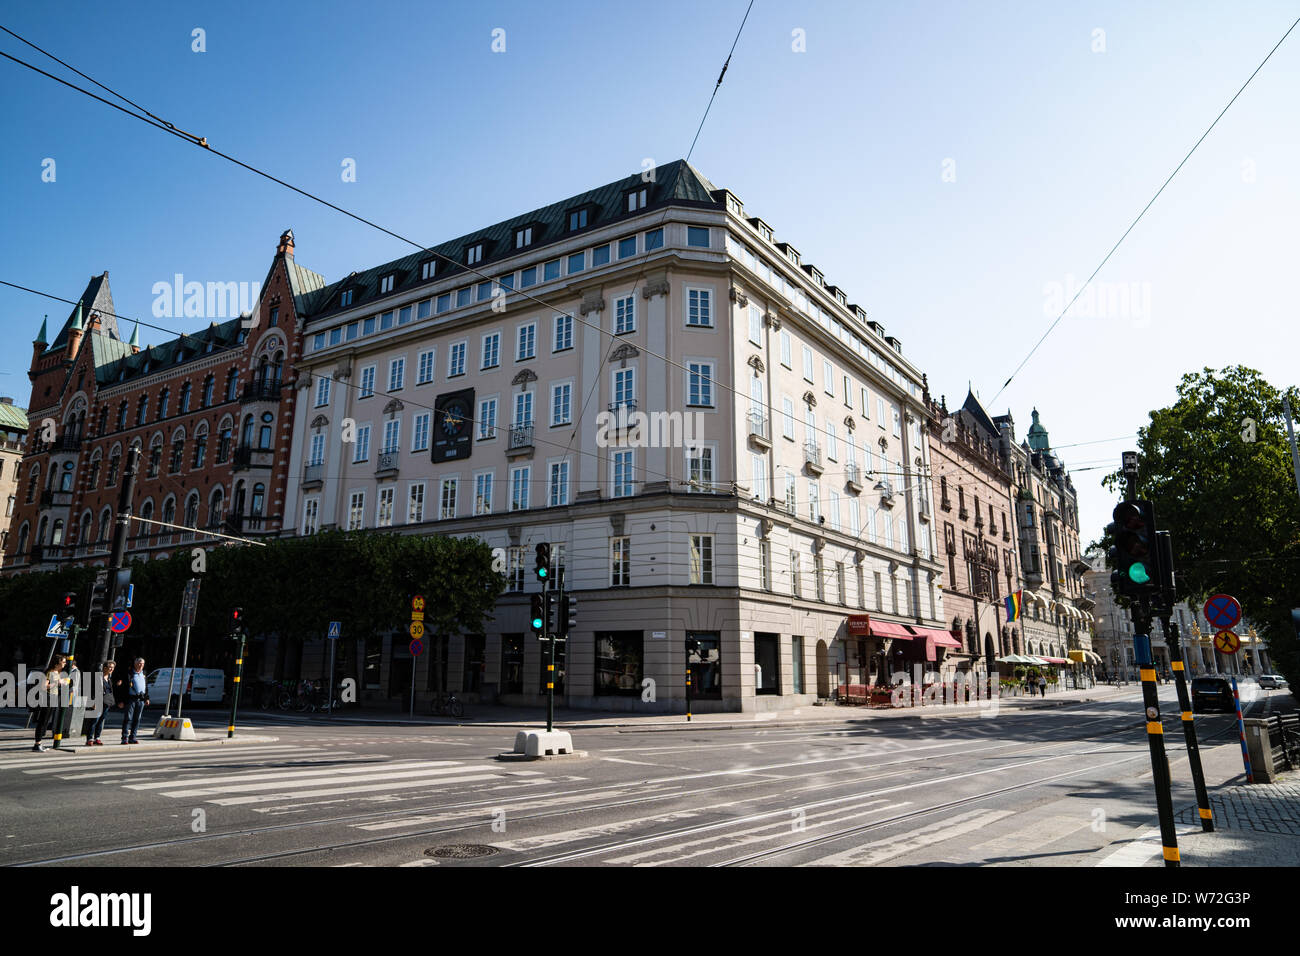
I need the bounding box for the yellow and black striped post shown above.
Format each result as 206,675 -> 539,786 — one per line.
227,633 -> 245,739
1160,615 -> 1213,832
1134,604 -> 1179,867
685,664 -> 692,722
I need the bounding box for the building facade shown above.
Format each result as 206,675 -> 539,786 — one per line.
0,398 -> 29,565
281,160 -> 947,712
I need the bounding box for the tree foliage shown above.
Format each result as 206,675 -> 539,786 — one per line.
1099,366 -> 1300,682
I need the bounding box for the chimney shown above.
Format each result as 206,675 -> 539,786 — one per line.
277,229 -> 295,256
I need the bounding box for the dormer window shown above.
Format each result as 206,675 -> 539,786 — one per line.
466,243 -> 484,265
748,217 -> 773,242
421,260 -> 436,280
515,227 -> 533,249
340,289 -> 353,308
625,187 -> 648,212
568,208 -> 589,231
379,274 -> 395,295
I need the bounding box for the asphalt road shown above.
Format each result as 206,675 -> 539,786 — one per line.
0,687 -> 1281,867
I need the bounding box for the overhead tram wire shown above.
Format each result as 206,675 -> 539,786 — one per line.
989,15 -> 1300,407
0,21 -> 888,475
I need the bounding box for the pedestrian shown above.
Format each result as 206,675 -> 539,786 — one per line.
84,661 -> 116,746
120,657 -> 149,745
1038,675 -> 1047,696
32,655 -> 67,752
1026,676 -> 1035,696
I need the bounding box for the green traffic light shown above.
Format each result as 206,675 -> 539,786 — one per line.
531,617 -> 543,629
537,567 -> 548,579
1128,563 -> 1151,585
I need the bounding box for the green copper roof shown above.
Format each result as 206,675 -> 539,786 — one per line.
48,273 -> 119,350
1026,408 -> 1050,452
34,315 -> 48,344
0,400 -> 28,432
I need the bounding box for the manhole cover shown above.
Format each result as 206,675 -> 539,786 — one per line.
425,844 -> 498,859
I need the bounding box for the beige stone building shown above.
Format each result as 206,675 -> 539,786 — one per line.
0,397 -> 29,564
282,161 -> 946,712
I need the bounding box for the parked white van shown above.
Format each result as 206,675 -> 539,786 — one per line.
147,668 -> 225,705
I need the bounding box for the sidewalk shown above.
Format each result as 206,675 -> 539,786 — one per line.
1174,772 -> 1300,866
208,682 -> 1138,732
0,716 -> 277,754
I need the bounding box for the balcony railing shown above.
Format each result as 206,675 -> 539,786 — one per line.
508,423 -> 535,452
52,434 -> 82,452
845,462 -> 862,492
39,488 -> 73,509
747,410 -> 770,446
804,441 -> 823,474
376,450 -> 399,475
233,445 -> 273,470
242,380 -> 282,403
302,463 -> 324,486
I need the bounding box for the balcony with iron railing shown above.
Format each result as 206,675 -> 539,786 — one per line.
747,410 -> 771,448
803,441 -> 823,475
242,380 -> 282,403
39,488 -> 73,509
507,422 -> 535,456
52,433 -> 82,452
233,444 -> 274,471
376,450 -> 399,477
845,462 -> 862,493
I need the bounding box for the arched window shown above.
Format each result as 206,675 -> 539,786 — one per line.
88,449 -> 102,490
257,355 -> 270,387
137,500 -> 154,543
15,522 -> 29,558
217,417 -> 233,463
158,387 -> 170,420
117,400 -> 129,430
148,437 -> 163,478
161,497 -> 176,544
233,481 -> 246,520
183,492 -> 199,541
209,486 -> 225,529
107,446 -> 122,487
97,406 -> 109,436
258,412 -> 273,450
241,415 -> 255,447
202,375 -> 214,408
193,423 -> 208,469
98,507 -> 112,545
78,510 -> 92,546
226,368 -> 240,402
37,515 -> 48,545
59,461 -> 74,492
272,350 -> 284,383
170,427 -> 186,473
51,519 -> 64,546
136,393 -> 149,426
251,483 -> 265,517
179,381 -> 192,414
26,463 -> 40,503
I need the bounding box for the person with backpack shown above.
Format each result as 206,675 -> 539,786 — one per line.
31,656 -> 66,752
84,661 -> 116,746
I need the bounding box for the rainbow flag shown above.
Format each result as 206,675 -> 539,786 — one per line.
1004,590 -> 1023,623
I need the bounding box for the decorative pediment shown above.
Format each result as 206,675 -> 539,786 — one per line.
878,437 -> 889,452
383,398 -> 404,416
747,354 -> 765,373
310,415 -> 329,429
579,288 -> 606,316
333,361 -> 352,381
642,271 -> 670,300
609,513 -> 626,536
609,343 -> 640,366
765,313 -> 781,331
844,416 -> 855,431
803,391 -> 817,407
512,369 -> 538,386
758,518 -> 773,539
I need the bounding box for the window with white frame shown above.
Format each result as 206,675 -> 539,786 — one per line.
354,424 -> 370,462
515,226 -> 533,249
466,243 -> 483,265
478,398 -> 497,439
379,274 -> 394,294
412,412 -> 430,451
514,391 -> 533,427
823,360 -> 834,395
615,295 -> 635,334
689,534 -> 713,584
551,383 -> 572,426
611,536 -> 630,586
417,349 -> 435,384
389,358 -> 405,391
808,480 -> 820,523
826,422 -> 838,461
843,375 -> 853,406
875,571 -> 883,611
549,460 -> 569,506
857,566 -> 866,608
382,419 -> 400,454
780,330 -> 792,368
626,187 -> 647,212
686,444 -> 714,492
517,322 -> 537,361
686,288 -> 712,327
314,377 -> 330,407
348,491 -> 365,530
759,539 -> 772,590
302,498 -> 319,535
836,562 -> 847,606
613,368 -> 635,408
359,366 -> 376,398
802,346 -> 814,382
308,432 -> 325,466
408,482 -> 425,523
877,396 -> 887,426
474,472 -> 493,515
376,487 -> 394,527
421,260 -> 436,280
861,387 -> 871,419
482,332 -> 500,369
687,361 -> 714,407
751,454 -> 767,501
448,342 -> 467,377
440,477 -> 457,519
784,472 -> 797,513
782,397 -> 795,439
748,304 -> 763,345
892,404 -> 902,438
553,313 -> 573,351
849,499 -> 860,537
505,546 -> 525,592
814,554 -> 825,601
612,449 -> 634,498
509,466 -> 529,511
828,488 -> 841,531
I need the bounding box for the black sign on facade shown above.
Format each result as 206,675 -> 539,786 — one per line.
432,388 -> 475,463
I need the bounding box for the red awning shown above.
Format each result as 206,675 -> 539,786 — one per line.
908,625 -> 962,648
869,620 -> 913,640
1041,656 -> 1070,664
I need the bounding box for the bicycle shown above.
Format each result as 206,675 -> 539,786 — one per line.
430,692 -> 465,719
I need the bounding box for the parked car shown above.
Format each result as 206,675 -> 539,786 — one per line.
1191,676 -> 1235,713
1258,674 -> 1289,690
147,667 -> 225,706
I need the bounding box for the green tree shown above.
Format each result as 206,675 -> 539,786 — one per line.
1100,366 -> 1300,683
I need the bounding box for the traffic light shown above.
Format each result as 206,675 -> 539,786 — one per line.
562,595 -> 577,633
534,543 -> 551,582
1155,531 -> 1176,611
89,576 -> 109,616
229,607 -> 244,640
60,592 -> 76,625
1108,500 -> 1159,598
529,593 -> 546,635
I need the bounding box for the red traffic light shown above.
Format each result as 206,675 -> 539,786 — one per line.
62,592 -> 75,608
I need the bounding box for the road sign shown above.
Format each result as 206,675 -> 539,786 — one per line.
409,638 -> 424,657
411,595 -> 426,612
179,577 -> 202,627
46,614 -> 66,638
109,610 -> 132,633
328,621 -> 341,639
409,620 -> 425,639
1203,594 -> 1242,631
124,583 -> 135,609
1214,630 -> 1241,655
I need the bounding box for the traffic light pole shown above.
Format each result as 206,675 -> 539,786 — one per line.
1160,613 -> 1213,831
228,631 -> 246,738
547,568 -> 560,734
1132,600 -> 1180,867
94,445 -> 140,671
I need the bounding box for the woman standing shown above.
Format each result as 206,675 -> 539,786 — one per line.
31,655 -> 66,752
84,661 -> 116,746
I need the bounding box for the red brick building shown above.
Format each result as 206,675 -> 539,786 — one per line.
5,230 -> 322,573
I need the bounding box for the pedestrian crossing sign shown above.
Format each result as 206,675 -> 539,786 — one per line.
328,621 -> 341,639
46,614 -> 66,638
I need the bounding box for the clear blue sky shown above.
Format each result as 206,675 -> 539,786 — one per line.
3,0 -> 1297,545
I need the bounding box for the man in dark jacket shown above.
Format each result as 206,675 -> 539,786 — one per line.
120,657 -> 149,745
